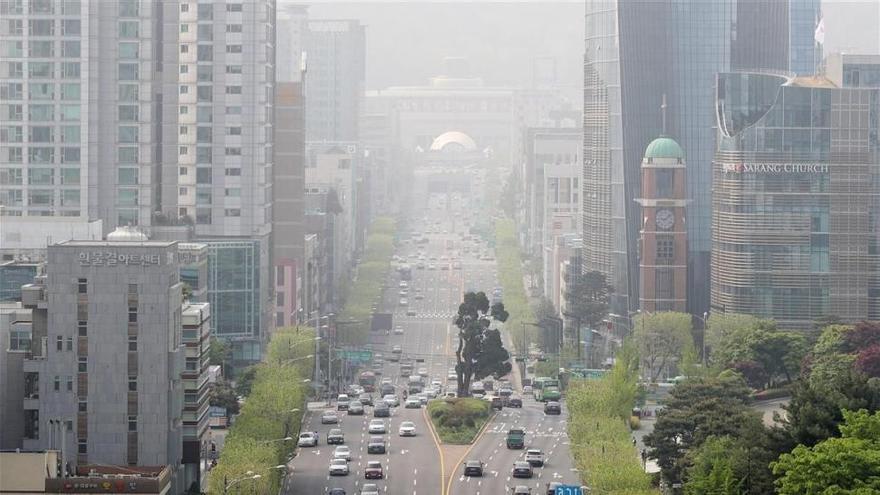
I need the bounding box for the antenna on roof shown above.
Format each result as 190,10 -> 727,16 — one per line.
661,93 -> 668,136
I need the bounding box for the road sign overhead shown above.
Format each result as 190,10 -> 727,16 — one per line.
555,485 -> 584,495
336,350 -> 373,362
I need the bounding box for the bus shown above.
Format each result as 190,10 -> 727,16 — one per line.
358,371 -> 377,392
532,377 -> 560,399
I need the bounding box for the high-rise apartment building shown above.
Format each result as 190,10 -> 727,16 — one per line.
305,19 -> 366,142
581,0 -> 820,318
712,71 -> 880,329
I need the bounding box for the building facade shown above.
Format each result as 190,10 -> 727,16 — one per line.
305,19 -> 366,142
20,239 -> 185,489
581,0 -> 820,319
712,71 -> 880,328
636,137 -> 688,312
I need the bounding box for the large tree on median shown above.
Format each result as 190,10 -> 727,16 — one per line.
454,291 -> 512,397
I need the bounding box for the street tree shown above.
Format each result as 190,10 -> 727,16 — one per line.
208,336 -> 233,378
644,375 -> 758,485
453,291 -> 512,397
773,409 -> 880,495
563,270 -> 611,354
683,436 -> 740,495
209,378 -> 240,416
633,311 -> 694,383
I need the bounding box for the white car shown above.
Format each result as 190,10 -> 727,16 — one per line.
328,458 -> 349,476
321,410 -> 339,424
525,448 -> 545,467
360,484 -> 380,495
399,281 -> 408,288
432,380 -> 443,389
399,298 -> 408,306
368,419 -> 386,434
418,368 -> 429,377
383,394 -> 399,407
336,394 -> 351,411
405,397 -> 421,409
334,445 -> 352,461
398,421 -> 416,436
297,432 -> 318,447
394,325 -> 404,335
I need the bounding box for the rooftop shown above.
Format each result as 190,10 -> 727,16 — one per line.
644,137 -> 684,160
789,75 -> 838,88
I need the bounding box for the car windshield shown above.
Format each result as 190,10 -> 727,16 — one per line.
401,421 -> 414,427
299,433 -> 312,438
367,461 -> 381,468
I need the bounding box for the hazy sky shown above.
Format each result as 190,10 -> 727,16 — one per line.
298,1 -> 880,90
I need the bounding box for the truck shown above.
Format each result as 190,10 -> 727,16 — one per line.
506,428 -> 525,449
407,375 -> 424,394
400,361 -> 413,377
539,386 -> 561,402
371,312 -> 393,333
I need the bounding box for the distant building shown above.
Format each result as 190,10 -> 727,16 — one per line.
712,71 -> 880,328
305,19 -> 366,142
0,260 -> 40,302
636,137 -> 689,312
825,53 -> 880,88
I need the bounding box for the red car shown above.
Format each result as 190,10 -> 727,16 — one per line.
365,461 -> 384,479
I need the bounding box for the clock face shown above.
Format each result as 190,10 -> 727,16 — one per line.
656,209 -> 675,230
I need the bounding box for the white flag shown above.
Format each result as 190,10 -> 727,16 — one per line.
814,14 -> 826,45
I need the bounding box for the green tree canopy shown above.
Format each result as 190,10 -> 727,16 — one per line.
453,291 -> 512,397
633,311 -> 694,383
773,409 -> 880,495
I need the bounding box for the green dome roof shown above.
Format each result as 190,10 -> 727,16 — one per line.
644,137 -> 684,160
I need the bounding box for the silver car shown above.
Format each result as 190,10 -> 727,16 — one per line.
328,458 -> 349,476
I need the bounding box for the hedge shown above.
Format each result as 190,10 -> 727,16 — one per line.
427,398 -> 492,444
567,342 -> 657,494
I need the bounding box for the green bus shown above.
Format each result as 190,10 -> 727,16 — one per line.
532,377 -> 560,400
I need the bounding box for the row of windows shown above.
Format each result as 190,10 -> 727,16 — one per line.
1,0 -> 81,16
0,189 -> 80,207
2,103 -> 81,121
180,2 -> 246,18
0,39 -> 82,58
0,61 -> 81,78
1,168 -> 80,185
1,82 -> 81,101
0,146 -> 81,164
0,19 -> 81,37
1,125 -> 80,143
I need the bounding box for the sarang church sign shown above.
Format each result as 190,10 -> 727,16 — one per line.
721,162 -> 829,174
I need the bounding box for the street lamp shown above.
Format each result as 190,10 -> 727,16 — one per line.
223,472 -> 258,495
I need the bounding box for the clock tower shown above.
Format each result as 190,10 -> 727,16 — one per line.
635,136 -> 688,312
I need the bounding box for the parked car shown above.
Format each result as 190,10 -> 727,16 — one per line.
463,460 -> 484,477
328,458 -> 349,476
525,449 -> 545,467
365,461 -> 384,479
512,461 -> 534,478
297,432 -> 318,447
367,437 -> 386,455
368,419 -> 386,434
321,410 -> 339,424
398,420 -> 417,436
327,429 -> 345,445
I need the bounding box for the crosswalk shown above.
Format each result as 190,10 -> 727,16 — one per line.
393,310 -> 457,319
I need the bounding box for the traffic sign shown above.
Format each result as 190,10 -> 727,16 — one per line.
555,485 -> 584,495
336,350 -> 373,363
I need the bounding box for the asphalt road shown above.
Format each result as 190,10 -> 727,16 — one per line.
285,192 -> 570,495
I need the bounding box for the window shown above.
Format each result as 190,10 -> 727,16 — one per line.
66,337 -> 73,351
197,86 -> 212,102
128,416 -> 137,431
128,306 -> 137,323
179,187 -> 188,195
225,85 -> 242,95
119,84 -> 138,102
227,127 -> 242,136
180,44 -> 190,54
28,147 -> 54,163
196,168 -> 211,184
197,4 -> 212,20
118,21 -> 139,39
196,208 -> 211,225
77,321 -> 87,337
196,189 -> 211,205
197,24 -> 213,41
9,329 -> 31,351
2,125 -> 23,143
225,208 -> 241,217
118,105 -> 138,122
656,236 -> 674,261
28,126 -> 52,142
54,376 -> 60,391
119,63 -> 139,80
1,61 -> 23,78
180,106 -> 189,115
179,167 -> 188,176
77,278 -> 87,294
1,40 -> 23,58
226,3 -> 243,12
196,127 -> 212,143
61,126 -> 80,143
61,168 -> 80,185
197,45 -> 213,61
28,168 -> 53,185
225,168 -> 241,176
128,376 -> 137,392
119,0 -> 138,17
118,126 -> 138,143
118,168 -> 138,185
180,23 -> 189,33
61,147 -> 80,164
29,0 -> 53,14
118,147 -> 137,164
28,190 -> 52,206
77,357 -> 86,372
226,45 -> 242,54
180,3 -> 188,12
61,62 -> 80,78
78,401 -> 87,412
180,85 -> 189,95
196,107 -> 212,123
61,83 -> 81,100
227,24 -> 242,33
224,188 -> 240,197
119,42 -> 139,59
197,65 -> 212,82
226,65 -> 242,74
28,62 -> 52,79
0,83 -> 23,100
28,19 -> 53,36
226,106 -> 242,115
57,335 -> 63,351
128,336 -> 137,352
77,440 -> 86,454
28,40 -> 53,57
62,41 -> 80,58
225,147 -> 241,156
60,104 -> 80,121
179,145 -> 188,155
66,376 -> 73,392
28,104 -> 53,121
61,19 -> 80,36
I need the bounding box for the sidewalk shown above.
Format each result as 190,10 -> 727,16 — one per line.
632,402 -> 661,474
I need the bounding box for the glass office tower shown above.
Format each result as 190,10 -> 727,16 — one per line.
582,0 -> 818,318
712,72 -> 880,329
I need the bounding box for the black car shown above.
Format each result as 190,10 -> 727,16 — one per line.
329,489 -> 346,495
327,429 -> 345,445
512,461 -> 534,479
373,405 -> 391,418
544,401 -> 561,415
507,395 -> 523,408
367,436 -> 386,454
463,460 -> 484,477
